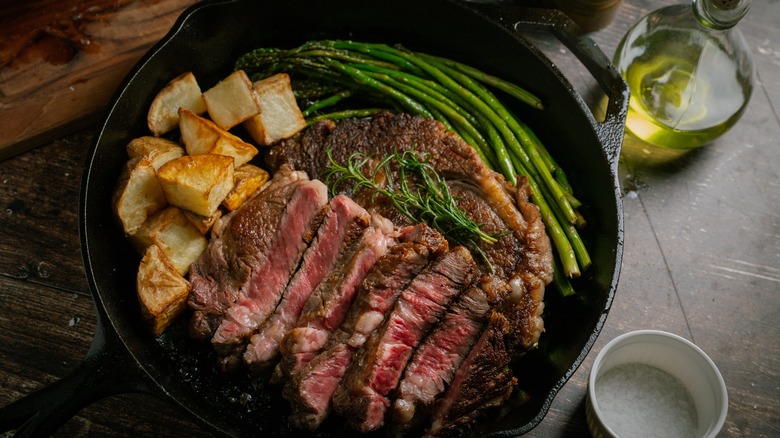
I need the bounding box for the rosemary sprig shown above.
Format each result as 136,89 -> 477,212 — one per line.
322,148 -> 506,266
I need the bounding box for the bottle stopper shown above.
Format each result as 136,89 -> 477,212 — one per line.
695,0 -> 751,28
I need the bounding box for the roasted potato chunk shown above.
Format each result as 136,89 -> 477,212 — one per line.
113,157 -> 167,236
130,206 -> 208,275
157,154 -> 235,217
183,209 -> 223,235
243,73 -> 306,146
126,136 -> 185,170
179,108 -> 258,167
222,164 -> 270,211
202,70 -> 261,130
147,71 -> 206,136
137,243 -> 191,336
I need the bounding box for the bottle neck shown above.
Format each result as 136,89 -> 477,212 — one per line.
693,0 -> 751,30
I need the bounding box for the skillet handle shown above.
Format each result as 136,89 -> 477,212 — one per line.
464,3 -> 629,168
0,319 -> 152,437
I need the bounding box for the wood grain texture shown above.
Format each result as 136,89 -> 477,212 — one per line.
0,277 -> 211,437
0,133 -> 211,437
0,0 -> 198,161
0,0 -> 778,436
0,133 -> 86,290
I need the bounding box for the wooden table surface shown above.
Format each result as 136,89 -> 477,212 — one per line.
1,0 -> 778,436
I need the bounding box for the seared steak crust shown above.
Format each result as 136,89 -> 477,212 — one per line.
506,183 -> 553,353
447,181 -> 523,279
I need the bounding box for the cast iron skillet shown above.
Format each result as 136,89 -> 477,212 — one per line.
0,0 -> 627,436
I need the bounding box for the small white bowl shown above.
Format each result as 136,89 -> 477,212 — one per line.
586,330 -> 728,438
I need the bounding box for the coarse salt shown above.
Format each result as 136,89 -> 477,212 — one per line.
595,362 -> 698,438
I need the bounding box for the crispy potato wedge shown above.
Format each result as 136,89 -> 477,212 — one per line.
130,206 -> 208,275
179,108 -> 258,167
113,157 -> 167,236
157,154 -> 235,217
178,108 -> 220,154
137,243 -> 191,336
147,72 -> 206,136
183,209 -> 223,235
243,73 -> 306,146
126,136 -> 185,170
202,70 -> 261,130
222,164 -> 270,211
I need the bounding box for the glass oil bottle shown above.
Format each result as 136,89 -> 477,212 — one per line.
613,0 -> 754,149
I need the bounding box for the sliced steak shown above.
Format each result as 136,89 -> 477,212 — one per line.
208,178 -> 329,368
266,114 -> 553,429
276,215 -> 397,380
282,224 -> 448,430
242,195 -> 370,372
332,246 -> 478,433
187,165 -> 322,340
425,310 -> 516,438
267,112 -> 553,353
391,277 -> 505,430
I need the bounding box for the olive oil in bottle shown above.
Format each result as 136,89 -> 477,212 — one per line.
614,0 -> 754,149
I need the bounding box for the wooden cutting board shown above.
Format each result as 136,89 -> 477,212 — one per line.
0,0 -> 198,161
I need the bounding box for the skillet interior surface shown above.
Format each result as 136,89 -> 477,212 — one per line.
82,0 -> 623,436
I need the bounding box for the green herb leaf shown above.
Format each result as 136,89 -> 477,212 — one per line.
322,148 -> 507,269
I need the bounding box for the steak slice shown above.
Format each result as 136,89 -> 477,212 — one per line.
276,215 -> 397,380
208,177 -> 329,368
425,310 -> 516,438
283,343 -> 354,430
282,224 -> 448,430
391,277 -> 506,430
332,246 -> 478,433
242,195 -> 370,372
187,165 -> 321,340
